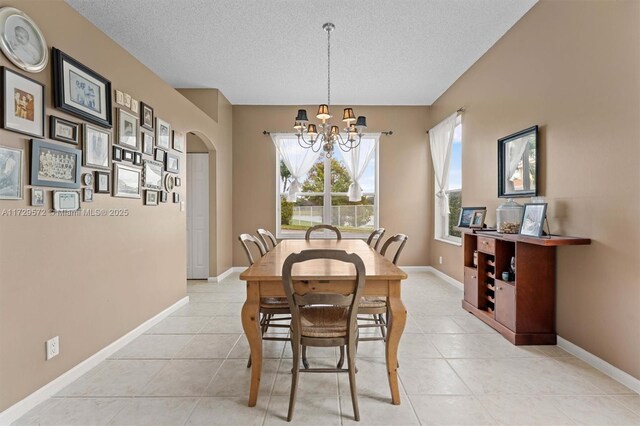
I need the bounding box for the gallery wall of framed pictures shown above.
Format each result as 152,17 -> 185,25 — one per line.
0,6 -> 185,211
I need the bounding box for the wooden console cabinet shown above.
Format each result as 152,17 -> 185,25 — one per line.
460,230 -> 590,345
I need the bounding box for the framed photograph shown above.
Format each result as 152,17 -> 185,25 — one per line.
116,108 -> 138,150
0,144 -> 22,199
165,153 -> 179,174
141,131 -> 154,156
31,187 -> 44,206
142,159 -> 163,190
140,102 -> 153,130
0,7 -> 48,73
520,203 -> 548,237
131,98 -> 139,114
95,171 -> 110,193
52,48 -> 112,128
156,117 -> 171,150
145,190 -> 158,206
164,173 -> 174,192
115,89 -> 124,105
469,210 -> 487,229
174,177 -> 181,187
50,116 -> 79,145
498,125 -> 538,198
53,190 -> 79,211
82,172 -> 92,186
83,187 -> 93,202
133,152 -> 142,166
172,130 -> 185,153
122,149 -> 133,162
154,149 -> 165,162
83,123 -> 111,170
31,139 -> 81,189
173,192 -> 180,203
160,191 -> 167,203
113,162 -> 141,199
124,93 -> 131,109
112,145 -> 122,161
2,67 -> 44,137
457,206 -> 486,228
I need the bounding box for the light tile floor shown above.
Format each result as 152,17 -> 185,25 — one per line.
14,272 -> 640,425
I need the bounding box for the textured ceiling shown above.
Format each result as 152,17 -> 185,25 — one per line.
66,0 -> 537,105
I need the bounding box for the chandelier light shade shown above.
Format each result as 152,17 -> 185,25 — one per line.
294,23 -> 368,157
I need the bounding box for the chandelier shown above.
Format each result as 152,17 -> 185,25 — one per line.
294,23 -> 367,157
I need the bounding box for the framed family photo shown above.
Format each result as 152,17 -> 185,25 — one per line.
2,67 -> 44,137
156,117 -> 171,150
113,162 -> 141,199
50,116 -> 79,144
31,139 -> 81,189
117,108 -> 139,150
520,203 -> 548,237
83,123 -> 110,169
95,170 -> 110,194
0,7 -> 48,73
0,144 -> 23,199
140,102 -> 153,130
469,210 -> 487,229
52,48 -> 112,128
457,206 -> 486,228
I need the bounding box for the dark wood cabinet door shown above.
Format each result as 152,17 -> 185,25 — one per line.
495,281 -> 516,330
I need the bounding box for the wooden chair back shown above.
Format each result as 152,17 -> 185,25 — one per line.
366,228 -> 386,251
304,224 -> 342,240
256,228 -> 277,252
380,234 -> 409,265
238,233 -> 267,265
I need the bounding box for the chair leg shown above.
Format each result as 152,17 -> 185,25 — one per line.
287,341 -> 301,422
261,313 -> 271,335
337,346 -> 345,369
246,354 -> 251,368
301,345 -> 310,369
346,340 -> 360,421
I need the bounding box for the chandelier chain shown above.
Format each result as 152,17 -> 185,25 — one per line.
327,27 -> 331,107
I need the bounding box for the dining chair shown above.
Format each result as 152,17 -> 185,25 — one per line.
282,249 -> 365,422
357,234 -> 409,344
366,227 -> 386,251
257,228 -> 277,252
304,224 -> 342,240
238,234 -> 290,368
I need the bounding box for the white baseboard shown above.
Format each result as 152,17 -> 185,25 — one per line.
423,266 -> 464,290
0,296 -> 189,426
557,336 -> 640,394
207,267 -> 237,283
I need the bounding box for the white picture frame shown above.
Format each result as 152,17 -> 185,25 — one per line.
156,117 -> 171,150
53,190 -> 79,211
83,123 -> 111,169
0,144 -> 22,200
2,67 -> 44,137
113,162 -> 141,199
117,108 -> 139,151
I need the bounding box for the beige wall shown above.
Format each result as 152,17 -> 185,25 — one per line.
0,1 -> 232,411
428,0 -> 640,378
232,105 -> 431,267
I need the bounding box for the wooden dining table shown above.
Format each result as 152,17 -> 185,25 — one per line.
239,238 -> 408,407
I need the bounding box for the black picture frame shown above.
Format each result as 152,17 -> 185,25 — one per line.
122,149 -> 134,162
112,145 -> 122,161
457,206 -> 486,228
2,67 -> 45,137
165,152 -> 180,174
498,125 -> 538,198
133,152 -> 142,166
173,192 -> 180,203
160,191 -> 167,203
50,115 -> 80,145
52,47 -> 112,128
31,139 -> 81,189
140,102 -> 154,131
154,149 -> 165,162
95,171 -> 110,193
520,203 -> 548,237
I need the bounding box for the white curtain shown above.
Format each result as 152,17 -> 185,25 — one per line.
507,137 -> 529,180
271,134 -> 321,202
341,135 -> 378,202
429,112 -> 459,217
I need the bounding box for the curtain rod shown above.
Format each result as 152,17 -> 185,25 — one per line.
426,107 -> 465,134
263,130 -> 393,136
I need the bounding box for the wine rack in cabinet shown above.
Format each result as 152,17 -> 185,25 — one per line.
460,229 -> 590,345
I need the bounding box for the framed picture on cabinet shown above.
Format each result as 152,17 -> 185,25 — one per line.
83,123 -> 110,170
457,206 -> 486,228
0,7 -> 49,73
95,170 -> 110,193
2,67 -> 44,137
50,116 -> 79,145
113,162 -> 141,199
31,139 -> 81,189
52,48 -> 112,128
155,117 -> 170,150
0,144 -> 23,199
469,210 -> 486,229
520,203 -> 547,237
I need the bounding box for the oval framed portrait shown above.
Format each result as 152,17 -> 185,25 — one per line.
0,7 -> 48,73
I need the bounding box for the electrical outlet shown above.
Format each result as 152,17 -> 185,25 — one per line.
180,201 -> 185,212
46,336 -> 59,360
439,256 -> 443,265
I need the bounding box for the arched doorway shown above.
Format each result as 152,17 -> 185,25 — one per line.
186,131 -> 217,279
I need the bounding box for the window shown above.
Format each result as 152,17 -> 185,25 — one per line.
434,117 -> 462,243
276,134 -> 379,238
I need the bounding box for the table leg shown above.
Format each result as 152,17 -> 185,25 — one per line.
241,280 -> 261,407
386,280 -> 406,405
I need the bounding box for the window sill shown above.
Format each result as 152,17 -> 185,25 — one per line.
434,237 -> 462,247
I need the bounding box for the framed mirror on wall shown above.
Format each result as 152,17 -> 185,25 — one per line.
498,125 -> 538,198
